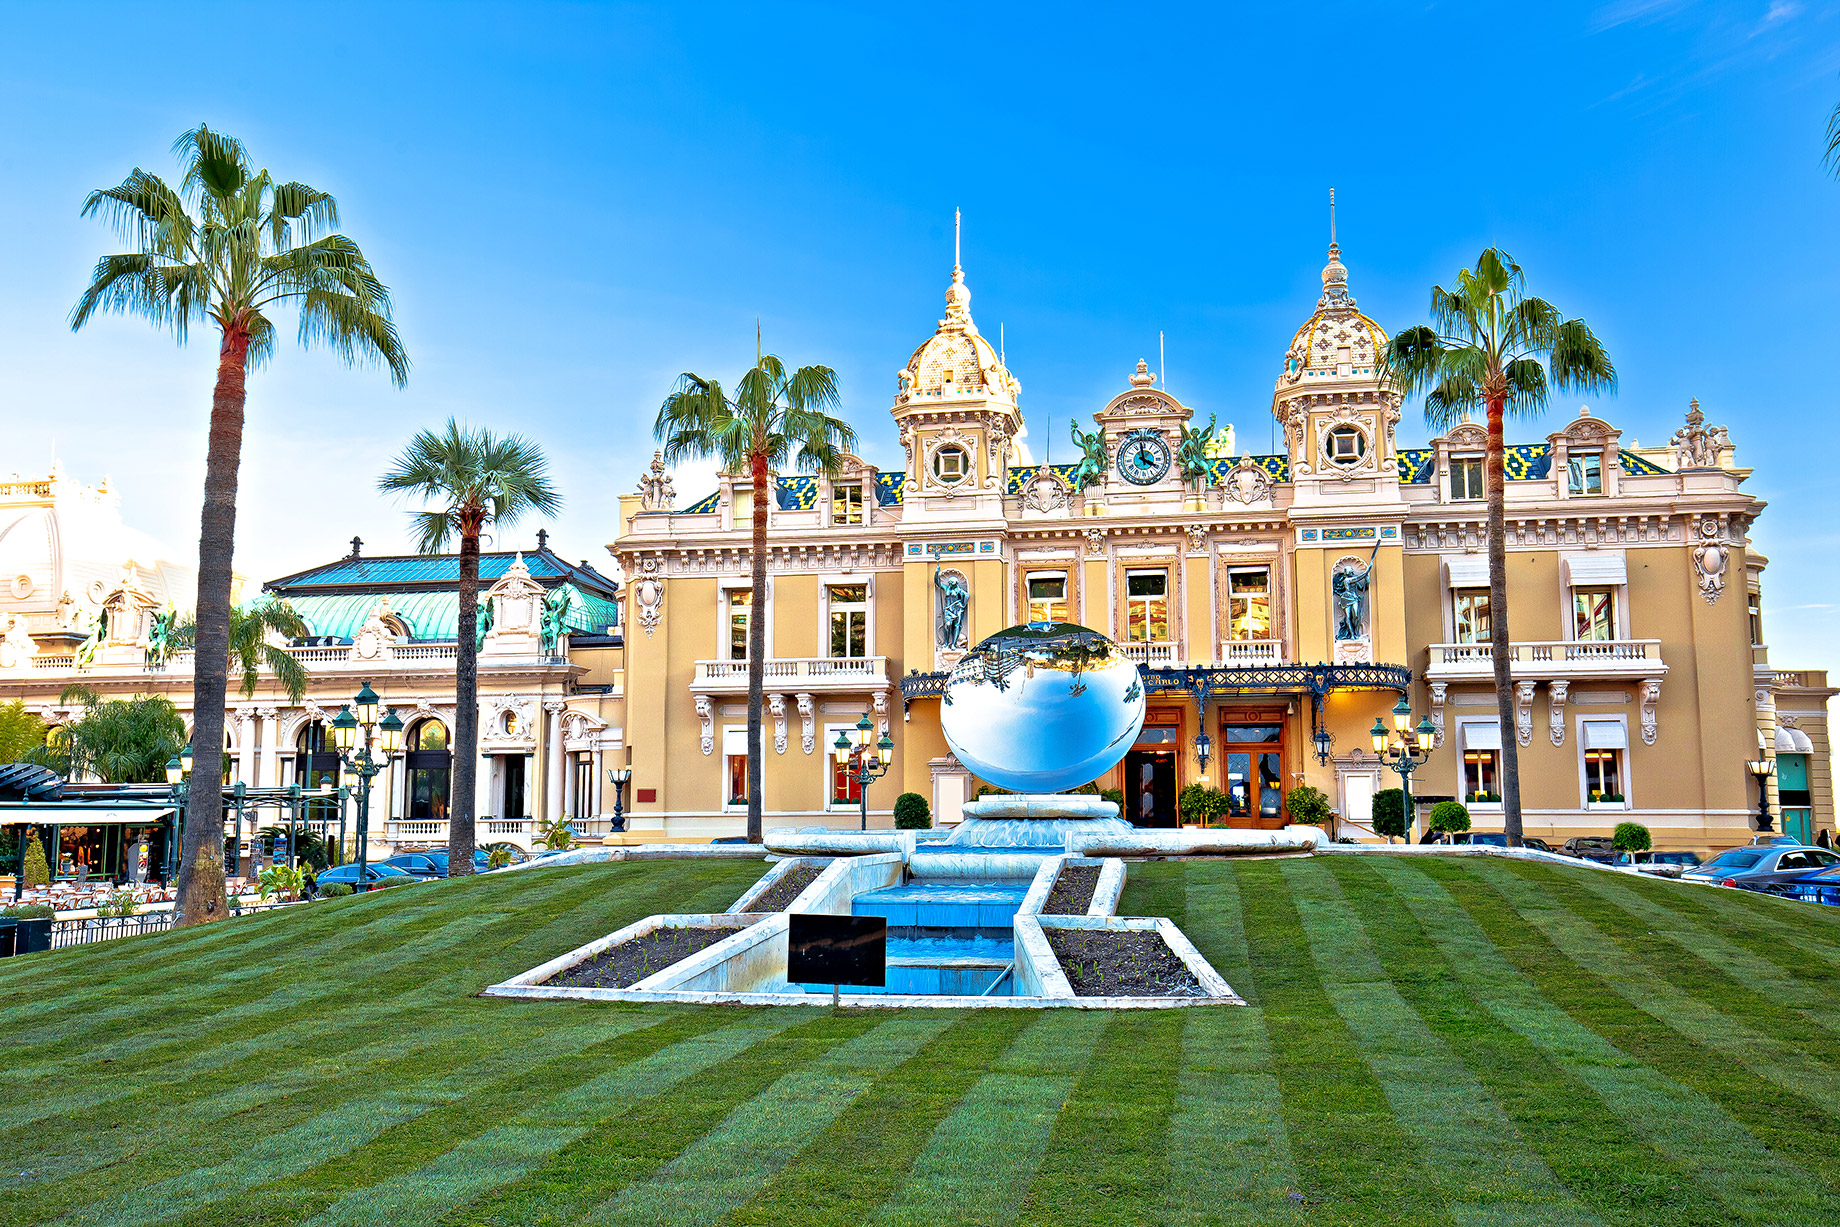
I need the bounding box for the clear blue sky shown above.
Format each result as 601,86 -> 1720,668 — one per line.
2,1 -> 1836,673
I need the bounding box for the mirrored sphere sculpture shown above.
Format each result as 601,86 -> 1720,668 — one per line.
940,623 -> 1146,793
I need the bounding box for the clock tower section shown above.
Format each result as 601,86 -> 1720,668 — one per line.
1090,360 -> 1193,512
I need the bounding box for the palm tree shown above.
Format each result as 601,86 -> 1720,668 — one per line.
51,687 -> 187,784
1382,249 -> 1615,847
175,598 -> 312,702
655,351 -> 856,843
1826,101 -> 1840,174
71,126 -> 407,924
379,422 -> 560,875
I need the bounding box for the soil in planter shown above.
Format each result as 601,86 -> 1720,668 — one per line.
546,926 -> 741,989
1044,929 -> 1205,997
1041,866 -> 1100,915
750,864 -> 824,911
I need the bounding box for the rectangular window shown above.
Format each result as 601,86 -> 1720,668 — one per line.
731,486 -> 753,522
572,755 -> 592,820
831,484 -> 864,525
1463,750 -> 1499,800
1584,749 -> 1622,799
1454,589 -> 1491,644
726,754 -> 749,806
726,589 -> 751,660
1567,453 -> 1603,495
1226,568 -> 1271,641
1749,592 -> 1763,646
831,755 -> 862,804
1573,588 -> 1616,641
1451,458 -> 1484,500
1027,573 -> 1068,624
1126,570 -> 1169,642
827,584 -> 868,658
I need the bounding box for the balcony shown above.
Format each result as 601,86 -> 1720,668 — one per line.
1426,639 -> 1666,682
1119,641 -> 1183,668
691,655 -> 890,695
1217,639 -> 1286,666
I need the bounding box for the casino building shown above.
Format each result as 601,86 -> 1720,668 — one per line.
612,240 -> 1835,852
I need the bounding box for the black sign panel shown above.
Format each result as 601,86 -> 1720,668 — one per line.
788,913 -> 886,987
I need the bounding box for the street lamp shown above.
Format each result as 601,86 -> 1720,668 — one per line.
832,713 -> 894,832
1193,729 -> 1212,775
1747,757 -> 1776,832
329,682 -> 403,887
164,750 -> 190,885
608,766 -> 632,831
1372,701 -> 1437,843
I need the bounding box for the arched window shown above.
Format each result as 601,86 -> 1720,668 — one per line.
295,721 -> 342,827
406,720 -> 451,822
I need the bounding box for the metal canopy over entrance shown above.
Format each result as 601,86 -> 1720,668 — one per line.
901,662 -> 1412,710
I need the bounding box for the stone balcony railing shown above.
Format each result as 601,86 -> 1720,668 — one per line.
1118,641 -> 1182,668
691,655 -> 890,694
1426,638 -> 1666,681
1217,639 -> 1286,666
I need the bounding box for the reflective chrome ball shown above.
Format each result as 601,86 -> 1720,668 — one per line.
940,623 -> 1147,793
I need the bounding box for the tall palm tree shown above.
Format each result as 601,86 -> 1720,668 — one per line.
51,687 -> 187,784
380,422 -> 560,875
72,125 -> 407,924
1382,248 -> 1615,847
175,598 -> 312,702
655,351 -> 855,843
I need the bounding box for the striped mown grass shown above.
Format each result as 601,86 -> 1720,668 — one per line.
3,854 -> 1838,1226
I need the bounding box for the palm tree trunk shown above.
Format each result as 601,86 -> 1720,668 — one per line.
746,449 -> 769,845
176,325 -> 249,925
1486,390 -> 1523,847
451,528 -> 480,875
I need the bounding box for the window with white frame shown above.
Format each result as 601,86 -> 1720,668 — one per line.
1027,572 -> 1068,624
827,584 -> 868,658
831,484 -> 864,525
1125,570 -> 1170,642
1749,591 -> 1763,646
1573,588 -> 1616,641
1567,453 -> 1603,495
1451,458 -> 1484,500
1462,722 -> 1501,802
731,486 -> 753,522
1454,589 -> 1492,644
826,722 -> 864,805
726,588 -> 751,660
723,727 -> 750,806
931,444 -> 971,485
1326,425 -> 1366,467
1226,567 -> 1272,641
1582,720 -> 1627,802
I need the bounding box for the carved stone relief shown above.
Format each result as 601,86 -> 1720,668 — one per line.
637,451 -> 676,511
796,692 -> 815,754
1641,678 -> 1662,745
1428,682 -> 1447,748
1548,680 -> 1570,747
768,693 -> 787,755
1515,680 -> 1537,747
1223,453 -> 1272,504
633,558 -> 665,636
1692,517 -> 1728,604
695,694 -> 714,756
1084,527 -> 1106,556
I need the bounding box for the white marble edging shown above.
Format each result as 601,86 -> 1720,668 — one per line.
1088,858 -> 1127,916
1029,914 -> 1243,1002
493,912 -> 770,989
788,852 -> 905,915
630,913 -> 790,993
1066,827 -> 1318,857
727,857 -> 830,913
1016,855 -> 1069,918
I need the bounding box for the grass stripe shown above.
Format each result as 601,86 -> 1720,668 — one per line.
294,1009 -> 800,1227
1336,858 -> 1730,1227
1237,859 -> 1457,1223
583,1014 -> 956,1226
1015,1009 -> 1183,1225
1419,859 -> 1840,1222
728,1010 -> 1035,1227
1285,860 -> 1605,1226
869,1010 -> 1107,1227
1478,862 -> 1840,1112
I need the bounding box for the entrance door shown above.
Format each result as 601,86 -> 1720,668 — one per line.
1123,749 -> 1178,828
1779,753 -> 1813,845
1222,719 -> 1285,829
502,754 -> 527,821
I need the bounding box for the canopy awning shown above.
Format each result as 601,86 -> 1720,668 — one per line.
1776,725 -> 1815,754
1445,556 -> 1490,588
0,804 -> 175,826
1563,552 -> 1628,587
1461,721 -> 1501,750
1583,720 -> 1628,750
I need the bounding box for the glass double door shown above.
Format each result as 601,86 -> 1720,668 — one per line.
1222,720 -> 1285,828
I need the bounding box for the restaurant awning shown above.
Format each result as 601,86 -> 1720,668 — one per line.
0,804 -> 175,825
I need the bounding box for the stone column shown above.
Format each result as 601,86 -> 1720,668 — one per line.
592,746 -> 605,815
235,710 -> 255,784
545,701 -> 567,821
476,746 -> 494,821
258,708 -> 279,788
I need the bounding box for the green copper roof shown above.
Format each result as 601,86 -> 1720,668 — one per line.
285,588 -> 620,643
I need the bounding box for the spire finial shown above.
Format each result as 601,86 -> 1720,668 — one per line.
953,207 -> 962,281
1330,186 -> 1336,247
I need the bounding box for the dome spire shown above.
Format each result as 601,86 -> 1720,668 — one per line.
943,207 -> 973,328
1318,186 -> 1356,312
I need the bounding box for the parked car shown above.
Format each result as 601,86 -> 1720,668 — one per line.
1772,863 -> 1840,907
381,853 -> 447,879
1629,850 -> 1703,878
310,863 -> 416,895
1562,836 -> 1617,864
1681,845 -> 1840,891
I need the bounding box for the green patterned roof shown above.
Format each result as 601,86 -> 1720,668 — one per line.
285,587 -> 620,643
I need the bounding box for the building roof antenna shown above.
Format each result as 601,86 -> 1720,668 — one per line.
1159,331 -> 1166,394
1330,186 -> 1336,247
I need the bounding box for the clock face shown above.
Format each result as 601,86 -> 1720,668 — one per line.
1116,430 -> 1172,485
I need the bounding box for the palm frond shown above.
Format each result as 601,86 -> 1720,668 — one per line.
269,181 -> 339,245
1501,358 -> 1551,418
295,286 -> 410,386
1548,318 -> 1618,395
380,419 -> 559,554
262,643 -> 309,702
1826,100 -> 1840,176
79,170 -> 193,253
174,124 -> 251,202
1379,325 -> 1446,398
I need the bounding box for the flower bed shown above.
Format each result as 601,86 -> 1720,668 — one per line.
751,865 -> 823,910
1042,928 -> 1206,997
544,925 -> 741,990
1041,866 -> 1100,915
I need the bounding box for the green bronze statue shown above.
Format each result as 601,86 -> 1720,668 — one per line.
1177,414 -> 1219,488
1068,419 -> 1107,493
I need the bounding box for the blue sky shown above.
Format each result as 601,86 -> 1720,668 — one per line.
2,1 -> 1837,673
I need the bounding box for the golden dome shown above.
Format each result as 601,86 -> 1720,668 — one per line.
1278,243 -> 1389,388
898,265 -> 1020,405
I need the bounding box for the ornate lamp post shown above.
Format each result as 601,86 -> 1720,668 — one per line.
1371,695 -> 1436,842
608,767 -> 632,831
832,713 -> 895,833
329,682 -> 404,886
164,747 -> 190,885
1746,756 -> 1776,833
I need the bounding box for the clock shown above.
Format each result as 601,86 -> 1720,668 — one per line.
1115,428 -> 1172,485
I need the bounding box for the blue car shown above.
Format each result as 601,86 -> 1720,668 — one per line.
380,853 -> 449,879
1776,864 -> 1840,907
311,863 -> 416,895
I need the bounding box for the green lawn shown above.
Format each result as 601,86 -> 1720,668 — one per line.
4,854 -> 1839,1226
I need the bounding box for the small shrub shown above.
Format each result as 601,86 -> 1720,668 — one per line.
1285,784 -> 1333,828
21,837 -> 49,888
893,792 -> 931,830
0,903 -> 55,920
486,846 -> 514,870
1177,783 -> 1229,826
1099,788 -> 1125,810
1612,822 -> 1651,855
320,882 -> 353,897
95,889 -> 141,918
1372,789 -> 1407,841
1430,800 -> 1471,837
257,865 -> 306,902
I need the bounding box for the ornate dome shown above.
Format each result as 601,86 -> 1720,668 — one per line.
1277,243 -> 1389,388
898,265 -> 1020,405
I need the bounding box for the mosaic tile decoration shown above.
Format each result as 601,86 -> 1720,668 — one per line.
1398,448 -> 1435,483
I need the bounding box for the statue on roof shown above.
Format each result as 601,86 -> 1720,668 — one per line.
1669,399 -> 1729,471
637,451 -> 676,511
540,584 -> 574,656
74,608 -> 108,669
145,605 -> 178,671
1177,414 -> 1219,488
1069,419 -> 1107,493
